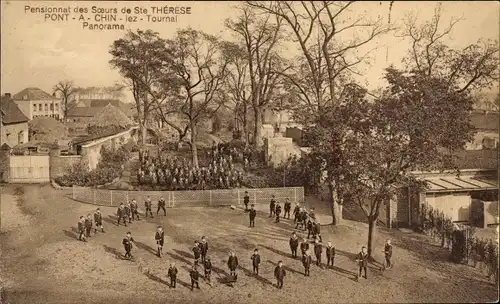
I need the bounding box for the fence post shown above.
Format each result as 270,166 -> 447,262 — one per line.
209,190 -> 212,206
172,192 -> 175,207
294,188 -> 297,203
110,190 -> 113,206
237,189 -> 240,206
93,189 -> 96,205
72,185 -> 75,200
253,190 -> 257,205
126,191 -> 129,204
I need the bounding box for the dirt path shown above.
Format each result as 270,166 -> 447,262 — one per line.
1,184 -> 498,304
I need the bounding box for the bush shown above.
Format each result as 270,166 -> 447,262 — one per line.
55,145 -> 131,187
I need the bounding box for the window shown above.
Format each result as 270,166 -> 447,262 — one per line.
45,104 -> 48,111
50,104 -> 54,111
482,137 -> 495,150
6,132 -> 10,139
33,104 -> 37,112
38,104 -> 42,111
18,131 -> 24,144
55,103 -> 59,111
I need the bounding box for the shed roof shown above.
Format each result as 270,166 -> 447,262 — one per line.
424,176 -> 498,193
67,107 -> 102,117
1,95 -> 29,124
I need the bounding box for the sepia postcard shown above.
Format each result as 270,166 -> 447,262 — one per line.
0,1 -> 499,304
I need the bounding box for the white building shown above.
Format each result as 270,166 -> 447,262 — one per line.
11,87 -> 63,120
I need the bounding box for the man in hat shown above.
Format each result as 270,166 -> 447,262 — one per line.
274,261 -> 286,289
249,204 -> 257,227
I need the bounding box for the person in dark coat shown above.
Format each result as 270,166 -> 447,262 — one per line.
300,239 -> 309,257
356,246 -> 369,279
384,239 -> 393,269
85,214 -> 93,238
274,261 -> 286,289
269,195 -> 276,217
314,238 -> 323,267
289,232 -> 299,258
122,232 -> 135,259
199,236 -> 209,264
124,202 -> 132,224
144,196 -> 154,218
192,241 -> 201,266
227,251 -> 239,281
315,220 -> 323,242
243,191 -> 250,211
306,219 -> 313,239
275,203 -> 282,223
130,199 -> 140,221
117,203 -> 127,226
168,262 -> 178,288
302,250 -> 312,276
249,204 -> 257,227
301,209 -> 308,231
250,248 -> 261,275
155,226 -> 164,258
293,204 -> 300,224
326,241 -> 336,268
190,266 -> 200,290
78,216 -> 86,242
284,198 -> 291,219
157,196 -> 167,216
204,257 -> 212,282
93,208 -> 104,233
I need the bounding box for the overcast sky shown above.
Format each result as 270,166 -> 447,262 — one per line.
1,1 -> 498,103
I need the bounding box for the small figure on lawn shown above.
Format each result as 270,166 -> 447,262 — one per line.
122,231 -> 135,260
249,204 -> 257,228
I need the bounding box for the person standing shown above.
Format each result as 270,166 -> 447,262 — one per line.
78,216 -> 86,242
356,246 -> 369,279
293,204 -> 300,224
301,209 -> 308,231
275,203 -> 282,223
85,214 -> 93,238
190,266 -> 200,290
130,199 -> 140,221
269,195 -> 276,218
326,241 -> 336,268
243,191 -> 250,211
306,219 -> 313,239
93,208 -> 104,233
302,250 -> 312,276
124,201 -> 132,224
204,257 -> 212,283
168,262 -> 178,288
157,196 -> 167,216
155,226 -> 165,258
315,220 -> 323,242
300,238 -> 309,257
314,238 -> 323,268
227,251 -> 239,281
284,198 -> 291,219
289,232 -> 299,258
200,236 -> 209,264
192,241 -> 201,266
144,196 -> 154,218
384,239 -> 393,269
249,204 -> 257,227
274,261 -> 286,289
117,203 -> 127,227
250,248 -> 261,275
122,232 -> 135,260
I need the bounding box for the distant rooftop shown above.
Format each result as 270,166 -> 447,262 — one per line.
1,94 -> 29,124
12,87 -> 55,101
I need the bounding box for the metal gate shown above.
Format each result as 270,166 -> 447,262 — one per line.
9,155 -> 50,183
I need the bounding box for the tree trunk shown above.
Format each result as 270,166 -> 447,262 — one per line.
328,181 -> 341,226
190,123 -> 199,168
253,107 -> 263,148
138,121 -> 146,145
242,105 -> 248,144
367,216 -> 376,257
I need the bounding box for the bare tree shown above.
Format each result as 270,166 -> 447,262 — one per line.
399,3 -> 499,93
53,80 -> 77,119
248,0 -> 392,225
163,28 -> 230,167
226,7 -> 288,148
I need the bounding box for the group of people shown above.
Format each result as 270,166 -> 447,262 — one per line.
136,145 -> 248,190
76,193 -> 395,290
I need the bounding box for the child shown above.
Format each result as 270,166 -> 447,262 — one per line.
227,251 -> 239,281
155,226 -> 164,258
204,257 -> 212,282
250,248 -> 261,275
78,216 -> 86,242
190,266 -> 200,290
122,232 -> 135,260
326,241 -> 336,268
356,246 -> 369,279
93,208 -> 104,233
167,262 -> 178,288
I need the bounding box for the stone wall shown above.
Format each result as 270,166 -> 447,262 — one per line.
0,122 -> 28,147
49,148 -> 82,179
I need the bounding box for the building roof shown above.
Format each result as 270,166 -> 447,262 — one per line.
88,104 -> 132,128
12,87 -> 54,100
471,111 -> 499,131
424,175 -> 498,193
71,126 -> 136,146
66,107 -> 103,118
1,95 -> 29,124
454,149 -> 498,170
78,99 -> 136,117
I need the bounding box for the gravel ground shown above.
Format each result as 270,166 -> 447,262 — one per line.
0,184 -> 498,304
